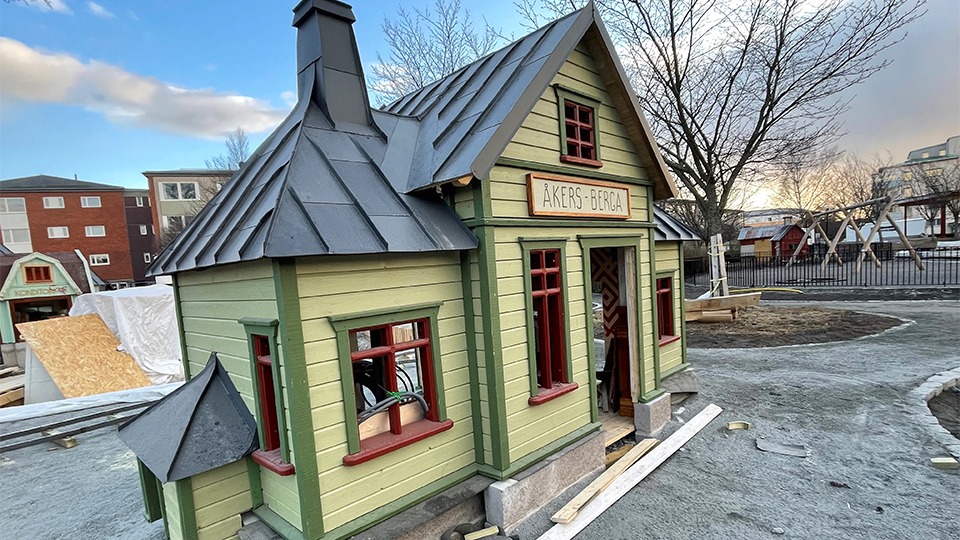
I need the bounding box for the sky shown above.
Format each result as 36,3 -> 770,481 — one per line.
1,0 -> 958,199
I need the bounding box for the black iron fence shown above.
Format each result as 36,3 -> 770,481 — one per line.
685,247 -> 960,288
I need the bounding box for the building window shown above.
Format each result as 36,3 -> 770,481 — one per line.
90,254 -> 110,266
43,197 -> 64,209
163,215 -> 185,231
23,265 -> 52,284
139,225 -> 148,235
1,228 -> 30,244
85,225 -> 106,237
135,196 -> 145,207
331,305 -> 451,466
81,196 -> 102,208
240,319 -> 293,476
521,241 -> 576,405
925,168 -> 943,177
143,253 -> 152,263
0,198 -> 26,214
555,86 -> 603,168
161,182 -> 198,201
47,226 -> 69,239
656,277 -> 679,345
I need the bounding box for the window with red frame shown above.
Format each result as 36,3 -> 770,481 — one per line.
530,249 -> 568,390
349,318 -> 438,442
24,265 -> 52,284
656,277 -> 676,342
562,100 -> 597,164
253,335 -> 280,452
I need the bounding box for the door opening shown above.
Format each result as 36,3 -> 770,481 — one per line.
590,247 -> 637,419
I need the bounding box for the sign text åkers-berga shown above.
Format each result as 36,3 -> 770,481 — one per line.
527,173 -> 631,219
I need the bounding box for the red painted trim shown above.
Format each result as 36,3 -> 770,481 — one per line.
658,335 -> 682,347
342,419 -> 454,467
560,155 -> 604,168
252,449 -> 295,476
528,381 -> 579,406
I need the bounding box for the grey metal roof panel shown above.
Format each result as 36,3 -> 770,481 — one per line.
0,175 -> 125,192
653,207 -> 700,242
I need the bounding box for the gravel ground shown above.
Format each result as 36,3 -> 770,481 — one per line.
0,420 -> 165,540
575,300 -> 960,539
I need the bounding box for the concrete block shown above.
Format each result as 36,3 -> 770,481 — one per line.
485,431 -> 604,533
634,392 -> 672,437
661,368 -> 701,395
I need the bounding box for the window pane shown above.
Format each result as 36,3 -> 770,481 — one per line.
392,322 -> 417,344
354,356 -> 391,411
578,107 -> 591,124
579,127 -> 591,142
545,250 -> 559,269
82,196 -> 101,208
566,124 -> 578,141
395,348 -> 421,393
163,183 -> 179,199
567,142 -> 579,156
180,183 -> 197,199
530,251 -> 543,270
564,102 -> 576,120
1,198 -> 26,213
546,272 -> 560,289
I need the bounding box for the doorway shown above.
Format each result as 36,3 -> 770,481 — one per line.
589,247 -> 638,419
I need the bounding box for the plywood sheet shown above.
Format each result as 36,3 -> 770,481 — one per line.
16,314 -> 150,398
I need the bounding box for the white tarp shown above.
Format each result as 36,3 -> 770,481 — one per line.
0,382 -> 181,424
69,284 -> 183,384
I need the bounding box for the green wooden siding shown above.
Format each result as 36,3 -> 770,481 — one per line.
176,260 -> 301,532
192,460 -> 252,540
163,481 -> 186,540
655,243 -> 685,374
295,253 -> 476,531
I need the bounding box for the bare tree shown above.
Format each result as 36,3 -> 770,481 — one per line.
518,0 -> 924,239
905,161 -> 960,237
830,154 -> 894,222
371,0 -> 501,105
205,127 -> 250,171
769,148 -> 842,212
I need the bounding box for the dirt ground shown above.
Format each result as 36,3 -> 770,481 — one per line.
686,305 -> 904,348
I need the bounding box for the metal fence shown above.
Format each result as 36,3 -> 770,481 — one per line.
685,248 -> 960,288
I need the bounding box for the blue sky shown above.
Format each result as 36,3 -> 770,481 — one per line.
1,0 -> 958,194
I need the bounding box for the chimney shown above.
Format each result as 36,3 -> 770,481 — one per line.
292,0 -> 373,127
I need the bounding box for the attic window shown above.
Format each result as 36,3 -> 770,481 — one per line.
555,86 -> 603,168
24,265 -> 53,284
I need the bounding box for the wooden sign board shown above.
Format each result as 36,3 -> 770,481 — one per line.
527,173 -> 631,219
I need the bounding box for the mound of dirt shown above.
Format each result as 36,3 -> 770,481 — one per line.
687,305 -> 903,348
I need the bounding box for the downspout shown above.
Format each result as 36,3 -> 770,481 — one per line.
75,249 -> 97,293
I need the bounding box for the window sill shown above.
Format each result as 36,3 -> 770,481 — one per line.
560,155 -> 604,168
528,382 -> 579,406
343,418 -> 454,467
658,335 -> 682,347
252,449 -> 295,476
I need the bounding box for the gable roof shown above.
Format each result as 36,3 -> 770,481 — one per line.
737,224 -> 798,242
384,3 -> 678,200
0,252 -> 91,300
653,207 -> 700,242
0,175 -> 125,192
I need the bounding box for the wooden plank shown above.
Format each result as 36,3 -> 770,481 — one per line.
604,443 -> 636,467
685,292 -> 760,312
602,425 -> 634,447
821,214 -> 852,268
551,438 -> 659,524
540,404 -> 723,539
856,198 -> 893,272
0,366 -> 22,377
846,217 -> 881,269
884,212 -> 925,270
0,388 -> 24,407
786,214 -> 817,267
0,374 -> 25,394
697,311 -> 734,323
716,234 -> 729,297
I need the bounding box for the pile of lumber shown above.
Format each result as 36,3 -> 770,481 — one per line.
685,292 -> 761,323
0,366 -> 25,408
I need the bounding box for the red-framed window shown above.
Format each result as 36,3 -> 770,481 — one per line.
562,100 -> 598,165
24,265 -> 52,284
530,249 -> 568,391
349,318 -> 439,440
656,277 -> 677,343
253,335 -> 281,452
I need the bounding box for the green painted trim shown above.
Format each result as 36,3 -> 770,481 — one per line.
496,157 -> 653,186
327,302 -> 442,324
175,477 -> 198,540
555,85 -> 603,162
637,388 -> 666,403
319,465 -> 478,540
478,422 -> 601,480
459,250 -> 485,465
474,225 -> 510,471
518,238 -> 574,397
462,217 -> 657,229
253,507 -> 305,540
477,168 -> 493,219
137,459 -> 163,523
246,456 -> 263,508
647,199 -> 662,391
273,259 -> 324,540
240,318 -> 289,461
330,303 -> 446,454
678,247 -> 689,366
171,274 -> 191,380
660,362 -> 690,380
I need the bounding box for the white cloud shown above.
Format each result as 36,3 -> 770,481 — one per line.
0,37 -> 287,138
280,90 -> 297,108
87,1 -> 114,18
18,0 -> 72,14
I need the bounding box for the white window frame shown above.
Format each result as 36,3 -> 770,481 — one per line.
2,228 -> 31,244
143,253 -> 152,263
135,196 -> 145,207
43,197 -> 65,209
160,182 -> 199,201
47,226 -> 69,239
81,196 -> 102,208
89,254 -> 110,266
139,224 -> 148,235
163,215 -> 186,231
0,197 -> 26,214
85,225 -> 106,237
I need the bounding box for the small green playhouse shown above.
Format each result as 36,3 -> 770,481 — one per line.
124,1 -> 699,539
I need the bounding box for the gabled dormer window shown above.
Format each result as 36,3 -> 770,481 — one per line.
555,86 -> 603,168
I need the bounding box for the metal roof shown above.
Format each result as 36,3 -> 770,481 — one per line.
653,207 -> 700,242
118,353 -> 257,483
737,224 -> 797,242
141,169 -> 235,177
0,175 -> 125,192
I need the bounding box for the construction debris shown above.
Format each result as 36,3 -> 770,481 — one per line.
930,456 -> 959,470
0,368 -> 25,408
726,421 -> 752,431
756,438 -> 809,457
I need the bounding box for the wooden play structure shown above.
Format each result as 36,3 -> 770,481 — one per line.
685,234 -> 761,323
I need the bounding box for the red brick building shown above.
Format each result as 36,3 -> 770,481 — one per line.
0,175 -> 134,282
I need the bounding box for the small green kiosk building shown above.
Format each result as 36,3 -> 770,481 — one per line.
130,2 -> 699,539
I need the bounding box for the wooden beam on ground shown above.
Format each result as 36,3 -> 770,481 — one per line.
821,214 -> 852,268
539,404 -> 723,539
0,366 -> 23,378
552,438 -> 660,524
0,374 -> 25,394
0,388 -> 24,407
856,198 -> 893,272
697,311 -> 734,323
686,292 -> 760,312
0,401 -> 150,442
602,425 -> 635,448
884,212 -> 925,270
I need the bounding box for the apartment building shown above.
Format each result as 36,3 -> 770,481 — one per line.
124,189 -> 156,283
142,169 -> 233,245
